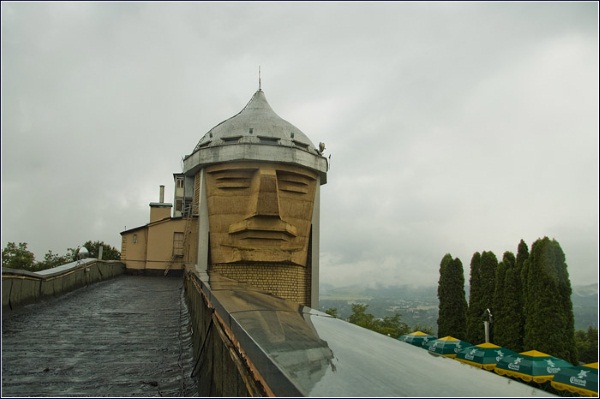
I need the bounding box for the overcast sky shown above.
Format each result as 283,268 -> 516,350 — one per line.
2,2 -> 598,288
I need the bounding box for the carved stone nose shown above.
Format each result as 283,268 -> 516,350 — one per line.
253,172 -> 280,217
229,169 -> 297,238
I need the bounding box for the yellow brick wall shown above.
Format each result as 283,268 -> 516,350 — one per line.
211,263 -> 312,306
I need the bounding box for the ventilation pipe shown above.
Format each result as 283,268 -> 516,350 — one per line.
159,185 -> 165,203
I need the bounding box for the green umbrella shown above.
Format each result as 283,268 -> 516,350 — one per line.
398,331 -> 437,348
455,342 -> 518,370
551,362 -> 598,397
426,336 -> 472,358
494,349 -> 573,384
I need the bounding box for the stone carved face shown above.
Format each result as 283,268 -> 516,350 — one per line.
205,161 -> 317,266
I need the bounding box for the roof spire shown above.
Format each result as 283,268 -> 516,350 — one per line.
259,65 -> 262,91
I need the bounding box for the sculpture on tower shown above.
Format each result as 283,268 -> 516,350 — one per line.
182,87 -> 328,306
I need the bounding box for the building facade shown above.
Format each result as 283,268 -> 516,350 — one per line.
120,185 -> 198,274
121,88 -> 327,306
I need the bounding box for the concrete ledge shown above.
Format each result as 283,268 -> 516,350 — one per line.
2,260 -> 125,312
183,144 -> 328,183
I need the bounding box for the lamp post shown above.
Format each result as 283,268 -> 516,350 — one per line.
482,308 -> 493,343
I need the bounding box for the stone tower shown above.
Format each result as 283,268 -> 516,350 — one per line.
182,88 -> 328,307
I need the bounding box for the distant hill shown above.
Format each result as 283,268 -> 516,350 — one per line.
571,283 -> 598,330
319,283 -> 598,333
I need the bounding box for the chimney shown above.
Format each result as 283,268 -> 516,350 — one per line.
150,185 -> 172,223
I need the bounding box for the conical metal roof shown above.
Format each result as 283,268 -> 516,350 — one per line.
192,90 -> 317,154
183,89 -> 328,183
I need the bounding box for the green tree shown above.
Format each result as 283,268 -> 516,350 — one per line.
347,303 -> 409,338
2,242 -> 35,271
466,251 -> 497,344
2,240 -> 121,273
466,252 -> 481,342
499,241 -> 528,352
575,327 -> 598,364
437,254 -> 468,340
524,237 -> 578,364
324,308 -> 338,318
492,252 -> 514,346
348,303 -> 375,329
82,241 -> 121,260
34,250 -> 70,271
377,313 -> 409,337
516,239 -> 530,269
66,247 -> 79,261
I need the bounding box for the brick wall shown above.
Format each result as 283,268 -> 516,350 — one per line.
211,263 -> 312,306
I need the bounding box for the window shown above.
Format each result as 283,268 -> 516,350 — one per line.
222,136 -> 242,143
258,135 -> 280,145
133,234 -> 137,244
292,140 -> 309,150
173,232 -> 184,257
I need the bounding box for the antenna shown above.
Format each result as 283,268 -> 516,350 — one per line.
259,66 -> 262,90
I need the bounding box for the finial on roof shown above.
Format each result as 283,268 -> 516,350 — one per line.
259,65 -> 262,91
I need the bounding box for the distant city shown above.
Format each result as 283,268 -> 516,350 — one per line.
319,282 -> 598,335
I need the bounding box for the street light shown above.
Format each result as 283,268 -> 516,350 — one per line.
481,308 -> 493,343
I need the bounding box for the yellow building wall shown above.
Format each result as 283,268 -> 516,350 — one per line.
150,205 -> 172,223
121,229 -> 148,270
121,216 -> 198,273
145,218 -> 187,271
183,219 -> 199,266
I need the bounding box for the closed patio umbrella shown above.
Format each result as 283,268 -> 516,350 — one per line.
455,342 -> 518,371
398,331 -> 437,348
494,349 -> 573,384
550,362 -> 598,397
426,336 -> 472,358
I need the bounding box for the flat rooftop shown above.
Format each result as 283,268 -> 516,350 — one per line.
1,275 -> 197,397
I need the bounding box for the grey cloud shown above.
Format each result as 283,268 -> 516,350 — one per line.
2,2 -> 597,288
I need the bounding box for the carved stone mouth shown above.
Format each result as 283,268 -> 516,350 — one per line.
230,232 -> 290,242
228,217 -> 298,240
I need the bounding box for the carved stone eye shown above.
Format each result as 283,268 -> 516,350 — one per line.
212,169 -> 255,189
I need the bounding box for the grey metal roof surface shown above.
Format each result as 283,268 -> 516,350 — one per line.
191,89 -> 318,154
198,271 -> 555,397
183,89 -> 328,182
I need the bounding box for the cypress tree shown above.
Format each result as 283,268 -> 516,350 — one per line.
498,242 -> 527,352
437,254 -> 468,340
506,239 -> 528,352
520,242 -> 532,351
492,251 -> 514,347
516,239 -> 529,268
466,251 -> 497,344
466,252 -> 481,343
524,237 -> 577,364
